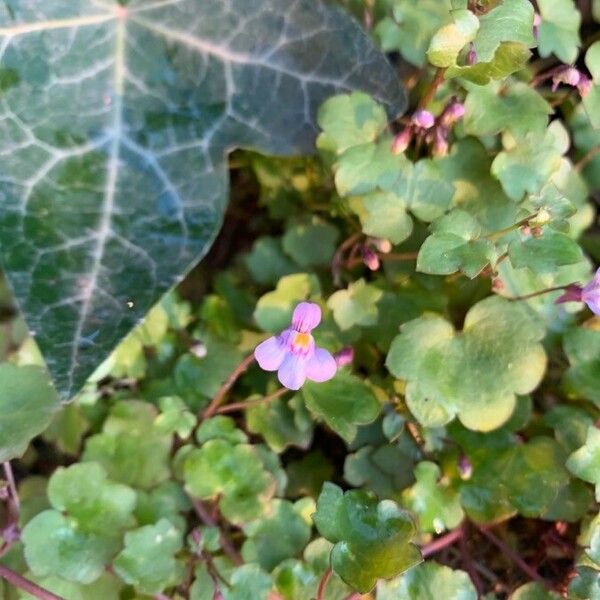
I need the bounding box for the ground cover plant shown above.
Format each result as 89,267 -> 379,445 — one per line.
0,0 -> 599,598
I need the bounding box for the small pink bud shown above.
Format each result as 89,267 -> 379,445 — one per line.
370,237 -> 392,254
533,13 -> 542,39
391,127 -> 412,154
440,101 -> 465,126
412,109 -> 435,130
492,277 -> 504,292
361,246 -> 380,271
555,284 -> 583,305
432,127 -> 449,157
467,43 -> 477,65
334,346 -> 354,367
458,454 -> 472,480
552,66 -> 581,91
577,74 -> 592,96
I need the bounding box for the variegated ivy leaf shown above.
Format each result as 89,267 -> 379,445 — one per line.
0,0 -> 405,398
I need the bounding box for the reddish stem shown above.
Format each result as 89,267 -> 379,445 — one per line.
419,68 -> 446,109
191,499 -> 243,566
202,354 -> 255,418
421,527 -> 463,558
459,522 -> 484,595
215,388 -> 289,415
0,565 -> 65,600
474,524 -> 548,586
316,568 -> 332,600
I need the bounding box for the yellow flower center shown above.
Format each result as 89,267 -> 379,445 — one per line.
292,332 -> 312,351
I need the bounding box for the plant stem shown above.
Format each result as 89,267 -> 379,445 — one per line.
202,354 -> 255,418
215,388 -> 289,415
419,68 -> 446,109
3,462 -> 19,514
190,499 -> 243,565
0,565 -> 65,600
316,568 -> 332,600
473,524 -> 548,586
459,522 -> 483,595
483,214 -> 537,242
576,145 -> 600,172
381,251 -> 419,261
421,526 -> 463,557
501,284 -> 572,301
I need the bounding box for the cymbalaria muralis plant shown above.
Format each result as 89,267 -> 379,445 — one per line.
0,0 -> 599,598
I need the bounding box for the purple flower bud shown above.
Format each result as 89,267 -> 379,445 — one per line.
577,74 -> 593,97
458,454 -> 472,480
552,66 -> 581,91
391,127 -> 412,154
412,109 -> 435,130
334,346 -> 354,367
370,237 -> 392,254
440,101 -> 465,126
467,43 -> 477,65
556,284 -> 583,305
361,246 -> 380,271
533,13 -> 542,39
582,268 -> 600,315
432,127 -> 449,157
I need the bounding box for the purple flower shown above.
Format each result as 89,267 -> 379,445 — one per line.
254,302 -> 337,390
412,109 -> 435,129
582,268 -> 600,315
555,268 -> 600,315
391,127 -> 412,154
334,346 -> 354,367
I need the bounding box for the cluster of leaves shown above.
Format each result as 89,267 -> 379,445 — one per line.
0,0 -> 600,599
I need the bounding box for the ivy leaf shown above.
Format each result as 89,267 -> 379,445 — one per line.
377,561 -> 477,600
313,482 -> 421,593
344,441 -> 418,501
492,126 -> 566,201
563,327 -> 600,406
417,210 -> 497,278
461,437 -> 571,522
47,462 -> 137,534
223,564 -> 273,600
113,519 -> 183,595
566,426 -> 600,500
537,0 -> 581,63
374,0 -> 451,67
242,499 -> 313,571
254,273 -> 321,333
584,42 -> 600,129
464,81 -> 551,140
196,416 -> 248,445
0,0 -> 405,399
349,192 -> 413,245
0,364 -> 60,462
472,0 -> 535,62
22,463 -> 137,584
386,296 -> 547,431
82,401 -> 172,489
245,237 -> 298,286
17,572 -> 122,600
327,279 -> 383,331
302,372 -> 380,442
317,92 -> 388,155
247,395 -> 314,453
402,462 -> 464,534
282,220 -> 339,268
510,582 -> 563,599
568,567 -> 600,600
184,439 -> 276,524
508,230 -> 584,274
427,9 -> 480,68
154,396 -> 196,439
446,42 -> 531,85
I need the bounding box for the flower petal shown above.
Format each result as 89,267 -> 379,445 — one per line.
254,336 -> 287,371
277,353 -> 307,390
583,268 -> 600,316
305,347 -> 337,383
292,302 -> 321,333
